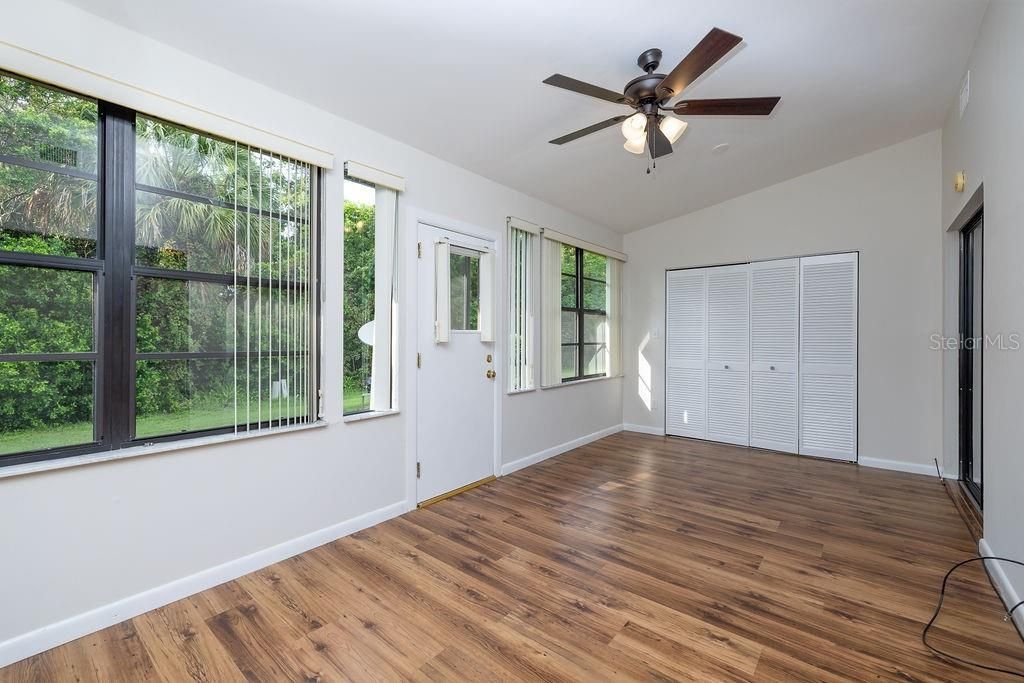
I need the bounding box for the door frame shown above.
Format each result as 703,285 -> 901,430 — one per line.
403,207 -> 502,511
958,207 -> 983,508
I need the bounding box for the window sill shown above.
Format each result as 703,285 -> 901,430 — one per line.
0,420 -> 328,481
541,374 -> 622,390
507,387 -> 537,396
343,409 -> 400,423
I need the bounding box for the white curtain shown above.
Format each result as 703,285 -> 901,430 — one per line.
478,251 -> 495,342
434,241 -> 451,343
607,257 -> 623,377
369,186 -> 397,411
540,236 -> 563,387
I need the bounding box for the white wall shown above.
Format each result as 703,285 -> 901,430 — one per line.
0,0 -> 622,662
940,0 -> 1024,623
623,132 -> 943,473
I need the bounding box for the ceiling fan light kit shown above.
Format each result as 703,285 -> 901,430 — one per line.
543,27 -> 780,166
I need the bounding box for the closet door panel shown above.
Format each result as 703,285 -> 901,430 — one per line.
749,259 -> 799,453
799,253 -> 858,460
665,270 -> 706,438
705,264 -> 749,445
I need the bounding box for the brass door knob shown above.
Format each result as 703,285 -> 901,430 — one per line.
486,369 -> 496,379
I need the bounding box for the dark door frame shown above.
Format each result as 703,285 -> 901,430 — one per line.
958,207 -> 983,508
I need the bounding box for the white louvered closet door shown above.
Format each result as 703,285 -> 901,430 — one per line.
706,264 -> 750,445
749,259 -> 799,453
665,269 -> 707,439
799,253 -> 858,460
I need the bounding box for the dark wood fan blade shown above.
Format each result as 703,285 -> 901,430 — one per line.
549,115 -> 628,145
656,28 -> 742,99
647,118 -> 673,159
543,74 -> 630,105
672,97 -> 780,116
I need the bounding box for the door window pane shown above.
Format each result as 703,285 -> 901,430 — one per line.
0,264 -> 94,353
0,360 -> 94,455
450,250 -> 480,331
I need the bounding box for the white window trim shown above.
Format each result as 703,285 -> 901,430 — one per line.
541,373 -> 623,390
342,408 -> 400,423
0,420 -> 328,481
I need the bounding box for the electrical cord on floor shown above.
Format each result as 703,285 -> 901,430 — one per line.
922,556 -> 1024,678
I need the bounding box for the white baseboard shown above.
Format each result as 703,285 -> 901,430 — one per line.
979,538 -> 1024,639
0,500 -> 407,668
622,423 -> 665,436
501,424 -> 623,476
858,456 -> 943,477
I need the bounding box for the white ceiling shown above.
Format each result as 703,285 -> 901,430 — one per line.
65,0 -> 987,233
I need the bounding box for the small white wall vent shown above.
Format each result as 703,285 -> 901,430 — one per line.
959,71 -> 970,119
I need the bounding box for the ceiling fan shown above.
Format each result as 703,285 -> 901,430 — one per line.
543,28 -> 780,161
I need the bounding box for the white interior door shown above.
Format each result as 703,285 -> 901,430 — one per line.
799,252 -> 858,461
665,269 -> 707,438
749,258 -> 800,453
416,223 -> 496,503
706,264 -> 750,446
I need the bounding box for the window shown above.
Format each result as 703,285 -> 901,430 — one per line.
560,245 -> 608,381
343,174 -> 397,416
0,71 -> 320,467
540,233 -> 621,387
0,72 -> 100,459
508,223 -> 534,391
449,248 -> 480,331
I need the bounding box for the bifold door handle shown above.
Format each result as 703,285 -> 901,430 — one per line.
770,365 -> 775,371
724,364 -> 729,370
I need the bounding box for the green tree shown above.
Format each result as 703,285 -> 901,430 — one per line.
343,199 -> 375,410
1,72 -> 313,449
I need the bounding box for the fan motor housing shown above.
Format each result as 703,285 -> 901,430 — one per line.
624,73 -> 668,105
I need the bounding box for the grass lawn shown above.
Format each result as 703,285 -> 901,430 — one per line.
0,396 -> 310,456
343,387 -> 370,414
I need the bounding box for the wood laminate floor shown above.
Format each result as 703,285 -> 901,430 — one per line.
3,432 -> 1022,681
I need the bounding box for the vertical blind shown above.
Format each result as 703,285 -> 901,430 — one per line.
133,119 -> 318,436
508,226 -> 533,390
225,144 -> 317,432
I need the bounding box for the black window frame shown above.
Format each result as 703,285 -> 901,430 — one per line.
560,245 -> 608,383
0,72 -> 322,469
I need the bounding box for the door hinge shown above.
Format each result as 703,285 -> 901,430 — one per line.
417,241 -> 422,258
417,352 -> 422,368
416,462 -> 422,478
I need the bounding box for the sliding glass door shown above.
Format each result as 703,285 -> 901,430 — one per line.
958,210 -> 983,507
